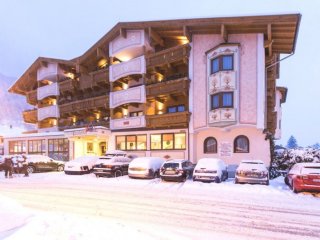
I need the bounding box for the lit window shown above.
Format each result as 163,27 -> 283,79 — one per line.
116,135 -> 146,151
151,134 -> 161,150
162,134 -> 174,150
234,135 -> 249,153
126,136 -> 136,150
204,137 -> 217,153
174,133 -> 186,149
151,133 -> 186,150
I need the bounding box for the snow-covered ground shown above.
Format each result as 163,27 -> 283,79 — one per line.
0,172 -> 320,240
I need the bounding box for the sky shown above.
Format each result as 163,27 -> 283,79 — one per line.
0,0 -> 319,147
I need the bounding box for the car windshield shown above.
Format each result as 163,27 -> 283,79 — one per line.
301,167 -> 320,175
163,163 -> 179,168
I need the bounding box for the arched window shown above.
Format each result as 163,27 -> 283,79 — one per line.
204,137 -> 217,153
234,135 -> 249,153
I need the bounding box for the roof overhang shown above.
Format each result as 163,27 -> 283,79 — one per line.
277,86 -> 288,104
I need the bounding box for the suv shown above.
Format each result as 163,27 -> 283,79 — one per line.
160,159 -> 194,182
93,151 -> 132,178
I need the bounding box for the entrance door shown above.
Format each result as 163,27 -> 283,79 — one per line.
99,142 -> 107,155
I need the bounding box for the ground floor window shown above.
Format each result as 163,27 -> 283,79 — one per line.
234,135 -> 249,153
9,140 -> 26,154
48,138 -> 69,161
28,139 -> 46,154
151,133 -> 186,150
116,135 -> 147,151
204,137 -> 217,153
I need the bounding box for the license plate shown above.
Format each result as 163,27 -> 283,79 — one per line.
96,169 -> 104,172
67,166 -> 73,168
165,171 -> 175,174
313,179 -> 320,182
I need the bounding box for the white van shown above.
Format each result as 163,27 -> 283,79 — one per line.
128,157 -> 165,179
193,158 -> 228,183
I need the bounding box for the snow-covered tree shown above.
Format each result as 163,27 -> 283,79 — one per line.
312,143 -> 320,149
286,135 -> 298,149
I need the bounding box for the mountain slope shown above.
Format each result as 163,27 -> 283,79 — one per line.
0,73 -> 32,129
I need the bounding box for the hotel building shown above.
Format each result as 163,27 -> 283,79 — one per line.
5,14 -> 300,165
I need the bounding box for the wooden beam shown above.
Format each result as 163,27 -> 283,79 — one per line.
267,24 -> 273,57
148,27 -> 164,47
221,24 -> 228,42
40,61 -> 47,68
120,28 -> 127,38
183,26 -> 192,42
96,47 -> 109,60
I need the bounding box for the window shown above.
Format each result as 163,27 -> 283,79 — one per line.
129,111 -> 143,117
234,135 -> 249,153
204,137 -> 217,153
151,133 -> 186,150
211,92 -> 233,110
116,135 -> 147,151
211,55 -> 234,74
28,140 -> 46,154
48,138 -> 69,161
167,105 -> 185,113
9,141 -> 26,154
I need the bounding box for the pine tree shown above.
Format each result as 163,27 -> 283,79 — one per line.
286,135 -> 298,149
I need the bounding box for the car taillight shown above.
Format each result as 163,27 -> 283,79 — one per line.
302,175 -> 308,180
296,175 -> 302,180
161,167 -> 165,172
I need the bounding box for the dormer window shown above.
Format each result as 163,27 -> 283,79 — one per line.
211,55 -> 234,74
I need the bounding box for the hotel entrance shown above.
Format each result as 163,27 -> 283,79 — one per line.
64,126 -> 110,160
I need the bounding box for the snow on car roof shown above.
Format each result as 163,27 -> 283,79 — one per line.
73,156 -> 100,162
165,159 -> 188,163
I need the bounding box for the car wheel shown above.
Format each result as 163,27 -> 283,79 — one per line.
95,174 -> 100,178
284,176 -> 289,185
185,171 -> 190,181
57,165 -> 64,172
265,180 -> 270,186
215,176 -> 221,183
114,170 -> 122,178
235,178 -> 239,184
27,166 -> 35,174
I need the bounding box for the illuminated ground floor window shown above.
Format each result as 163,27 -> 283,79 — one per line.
116,135 -> 147,151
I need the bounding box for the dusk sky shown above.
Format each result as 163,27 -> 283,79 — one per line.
0,0 -> 318,147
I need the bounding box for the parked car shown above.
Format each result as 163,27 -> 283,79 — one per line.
128,157 -> 165,179
64,156 -> 100,175
93,155 -> 132,178
284,163 -> 320,193
193,158 -> 228,183
235,160 -> 269,185
15,155 -> 65,174
160,159 -> 194,182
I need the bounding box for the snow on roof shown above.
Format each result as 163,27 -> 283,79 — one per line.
3,131 -> 64,139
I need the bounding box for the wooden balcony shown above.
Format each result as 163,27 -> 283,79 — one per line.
91,68 -> 109,86
146,112 -> 190,129
146,77 -> 189,97
146,44 -> 190,68
59,95 -> 109,116
59,119 -> 109,131
59,78 -> 78,94
26,90 -> 37,105
23,109 -> 37,124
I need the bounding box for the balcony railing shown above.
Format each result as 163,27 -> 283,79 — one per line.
59,78 -> 78,93
146,112 -> 190,129
59,95 -> 109,116
109,56 -> 146,82
110,115 -> 146,130
110,85 -> 146,108
38,105 -> 60,121
26,90 -> 37,105
109,29 -> 151,61
146,44 -> 190,68
23,109 -> 37,124
146,77 -> 189,96
91,67 -> 109,86
208,108 -> 236,127
59,119 -> 109,131
37,82 -> 59,100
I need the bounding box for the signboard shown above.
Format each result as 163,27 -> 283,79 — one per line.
219,141 -> 232,157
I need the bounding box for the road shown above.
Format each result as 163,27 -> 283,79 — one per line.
1,173 -> 320,240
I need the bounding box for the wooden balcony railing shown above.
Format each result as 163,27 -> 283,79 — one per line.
91,68 -> 109,86
146,111 -> 190,129
146,44 -> 190,68
59,119 -> 109,131
26,90 -> 37,105
59,95 -> 109,116
59,78 -> 78,93
146,77 -> 189,96
23,109 -> 37,124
